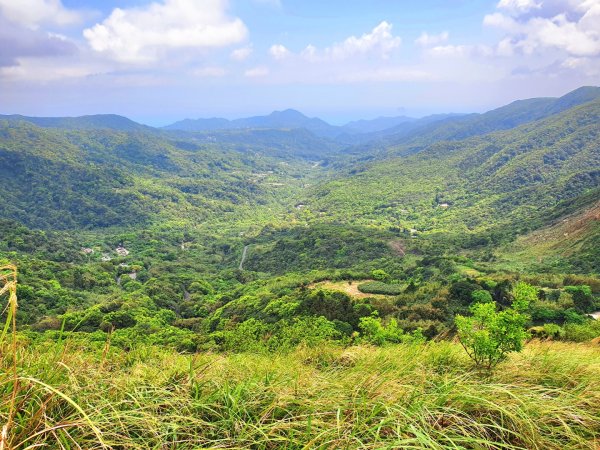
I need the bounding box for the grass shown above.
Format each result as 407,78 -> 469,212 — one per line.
309,280 -> 391,299
2,266 -> 600,449
1,339 -> 599,449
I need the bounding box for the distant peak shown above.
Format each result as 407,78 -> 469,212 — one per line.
271,109 -> 307,118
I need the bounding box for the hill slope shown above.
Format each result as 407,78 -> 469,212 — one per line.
353,86 -> 600,156
0,121 -> 314,230
299,97 -> 600,249
0,114 -> 152,132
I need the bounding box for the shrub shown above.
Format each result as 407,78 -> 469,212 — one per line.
357,281 -> 402,296
269,316 -> 341,350
563,321 -> 600,342
213,318 -> 267,352
358,315 -> 424,346
542,323 -> 564,339
455,282 -> 532,370
103,310 -> 137,329
188,280 -> 214,295
371,269 -> 390,281
471,289 -> 493,304
564,285 -> 594,313
529,301 -> 563,322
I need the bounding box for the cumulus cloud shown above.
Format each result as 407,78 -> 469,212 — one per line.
269,44 -> 290,60
0,16 -> 77,68
300,21 -> 401,62
485,0 -> 600,57
497,0 -> 542,14
415,31 -> 449,47
0,0 -> 82,29
329,21 -> 401,59
84,0 -> 248,63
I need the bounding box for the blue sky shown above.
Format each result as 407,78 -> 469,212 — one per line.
1,0 -> 599,125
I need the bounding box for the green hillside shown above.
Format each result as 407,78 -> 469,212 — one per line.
0,120 -> 318,230
301,97 -> 600,254
345,86 -> 600,158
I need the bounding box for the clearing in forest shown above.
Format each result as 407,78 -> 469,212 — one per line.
310,280 -> 391,299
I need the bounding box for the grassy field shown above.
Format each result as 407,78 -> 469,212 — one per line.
1,337 -> 599,449
309,280 -> 391,299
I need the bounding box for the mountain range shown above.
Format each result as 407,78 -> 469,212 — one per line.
1,86 -> 599,273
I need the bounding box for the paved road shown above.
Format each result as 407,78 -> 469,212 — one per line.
239,245 -> 249,270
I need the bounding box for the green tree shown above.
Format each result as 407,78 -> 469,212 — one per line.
371,269 -> 389,282
455,282 -> 532,369
471,289 -> 493,304
564,285 -> 594,313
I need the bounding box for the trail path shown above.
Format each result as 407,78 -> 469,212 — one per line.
239,245 -> 249,271
590,311 -> 600,320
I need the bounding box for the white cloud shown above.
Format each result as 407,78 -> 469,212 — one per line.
301,44 -> 318,62
428,44 -> 493,58
84,0 -> 248,63
299,21 -> 401,62
328,21 -> 401,60
244,66 -> 269,77
415,31 -> 449,47
269,44 -> 290,60
0,0 -> 82,28
483,12 -> 519,30
485,1 -> 600,57
497,0 -> 542,14
231,45 -> 253,61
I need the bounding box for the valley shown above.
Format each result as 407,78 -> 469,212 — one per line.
0,87 -> 599,449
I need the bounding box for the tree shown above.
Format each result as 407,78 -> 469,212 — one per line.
455,282 -> 532,370
564,285 -> 594,313
371,269 -> 389,282
471,289 -> 493,304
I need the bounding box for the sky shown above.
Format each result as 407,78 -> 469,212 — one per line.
1,0 -> 599,125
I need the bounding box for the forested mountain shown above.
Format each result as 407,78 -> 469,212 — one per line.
341,115 -> 416,134
352,86 -> 600,156
0,113 -> 152,132
302,95 -> 600,243
0,120 -> 316,229
163,127 -> 344,159
1,87 -> 598,247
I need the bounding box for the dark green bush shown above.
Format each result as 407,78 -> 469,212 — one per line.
357,281 -> 403,295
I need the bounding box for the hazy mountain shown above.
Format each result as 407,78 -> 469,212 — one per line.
163,109 -> 341,138
0,114 -> 152,132
376,86 -> 600,153
341,116 -> 416,134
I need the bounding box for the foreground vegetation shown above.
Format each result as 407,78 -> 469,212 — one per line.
1,337 -> 598,449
